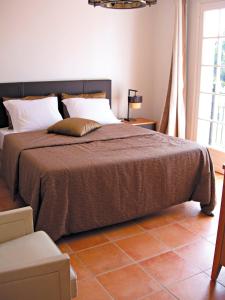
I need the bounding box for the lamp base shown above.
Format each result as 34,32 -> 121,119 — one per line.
123,118 -> 137,122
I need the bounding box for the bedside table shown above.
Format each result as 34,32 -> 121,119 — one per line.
122,118 -> 157,131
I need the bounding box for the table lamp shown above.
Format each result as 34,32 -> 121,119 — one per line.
125,89 -> 143,121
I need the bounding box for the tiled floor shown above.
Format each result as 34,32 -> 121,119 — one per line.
0,173 -> 224,299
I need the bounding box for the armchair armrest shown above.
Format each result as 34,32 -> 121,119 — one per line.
0,207 -> 33,243
0,254 -> 74,300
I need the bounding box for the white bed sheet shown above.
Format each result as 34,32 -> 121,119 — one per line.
0,127 -> 18,150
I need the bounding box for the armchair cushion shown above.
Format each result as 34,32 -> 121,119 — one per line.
0,231 -> 60,269
0,231 -> 76,298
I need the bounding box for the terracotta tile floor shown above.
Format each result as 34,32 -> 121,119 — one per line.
0,173 -> 224,299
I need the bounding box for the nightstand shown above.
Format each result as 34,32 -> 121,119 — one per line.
122,118 -> 157,131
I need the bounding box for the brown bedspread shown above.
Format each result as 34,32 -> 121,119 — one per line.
2,124 -> 215,241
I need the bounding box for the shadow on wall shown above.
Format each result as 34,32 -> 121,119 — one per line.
150,0 -> 175,123
115,0 -> 174,121
113,7 -> 154,119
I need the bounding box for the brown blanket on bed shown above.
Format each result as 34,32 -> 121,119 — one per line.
2,124 -> 215,241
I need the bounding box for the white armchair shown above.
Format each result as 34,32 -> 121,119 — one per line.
0,207 -> 77,300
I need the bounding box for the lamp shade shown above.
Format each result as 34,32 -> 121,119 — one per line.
130,102 -> 142,109
128,95 -> 143,109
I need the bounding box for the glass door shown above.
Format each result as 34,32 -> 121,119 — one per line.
197,8 -> 225,149
195,5 -> 225,172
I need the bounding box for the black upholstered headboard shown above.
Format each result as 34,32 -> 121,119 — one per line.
0,79 -> 112,128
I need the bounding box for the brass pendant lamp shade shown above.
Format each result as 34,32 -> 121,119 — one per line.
88,0 -> 157,9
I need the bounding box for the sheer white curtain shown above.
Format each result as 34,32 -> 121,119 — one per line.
159,0 -> 187,138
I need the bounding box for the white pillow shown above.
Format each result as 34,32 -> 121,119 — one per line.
3,97 -> 63,132
62,98 -> 121,125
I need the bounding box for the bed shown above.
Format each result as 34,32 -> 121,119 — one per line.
0,80 -> 216,241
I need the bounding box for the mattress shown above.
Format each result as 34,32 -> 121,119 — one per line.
0,128 -> 18,174
0,127 -> 18,150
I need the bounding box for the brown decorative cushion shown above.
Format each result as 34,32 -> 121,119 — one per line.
48,118 -> 101,137
61,92 -> 106,100
3,94 -> 55,129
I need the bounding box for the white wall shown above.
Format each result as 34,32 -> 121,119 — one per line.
0,0 -> 174,121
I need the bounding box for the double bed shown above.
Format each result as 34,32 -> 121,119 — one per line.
0,80 -> 216,241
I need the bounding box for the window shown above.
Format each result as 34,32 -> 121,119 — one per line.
197,8 -> 225,151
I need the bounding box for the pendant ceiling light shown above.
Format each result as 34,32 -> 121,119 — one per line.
88,0 -> 157,9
